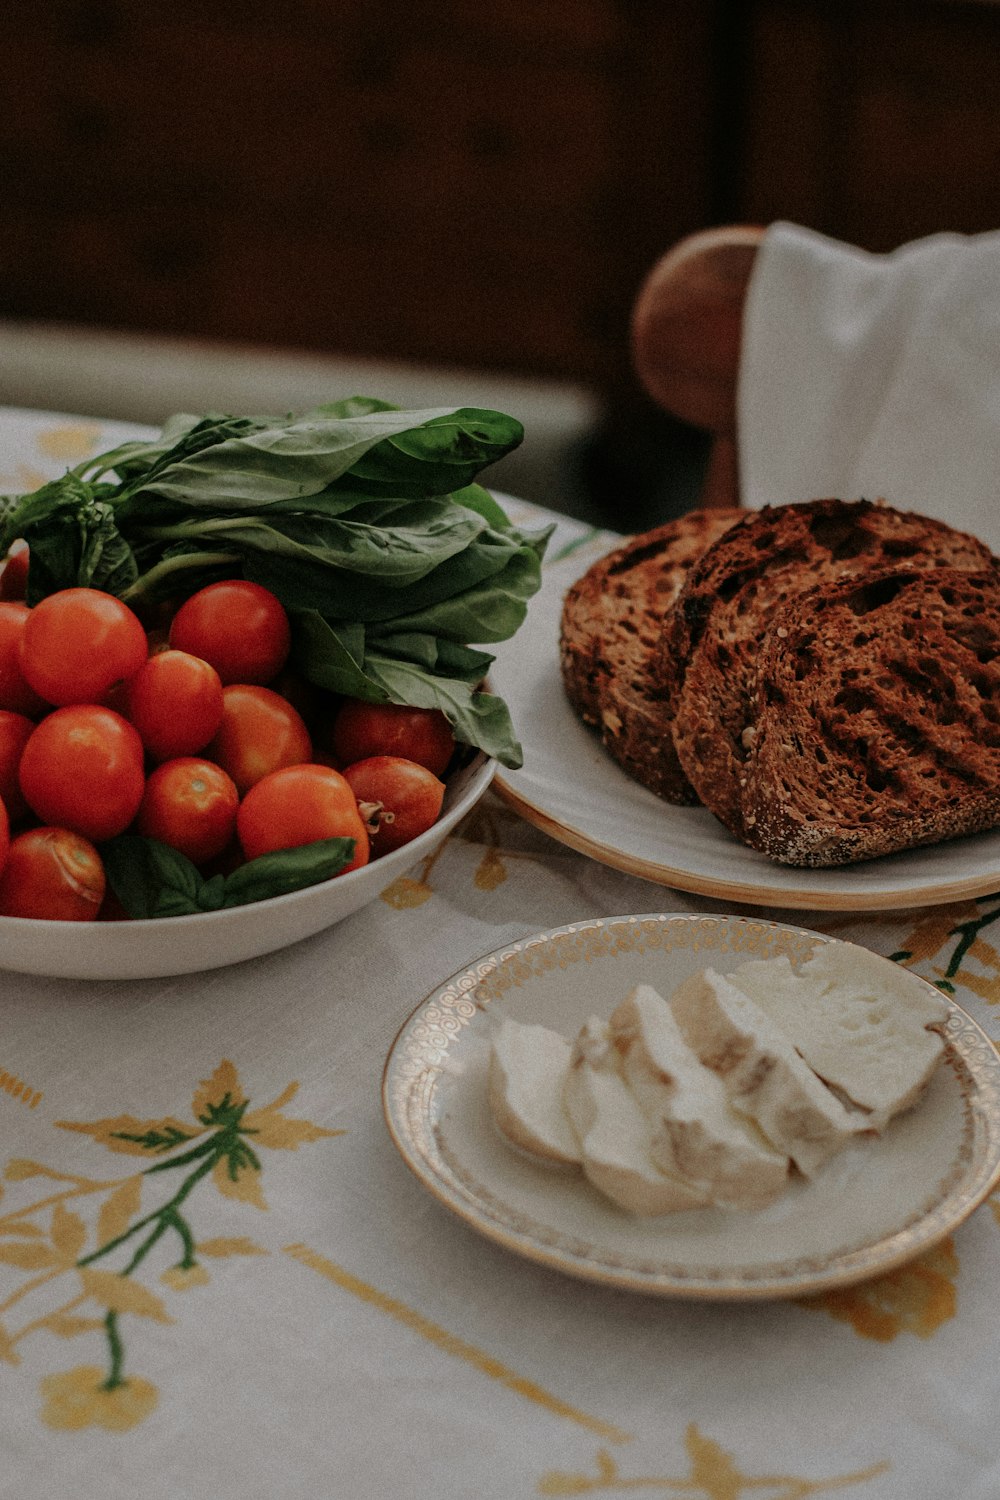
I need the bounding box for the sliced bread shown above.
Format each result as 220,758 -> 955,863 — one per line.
559,508 -> 740,802
663,499 -> 996,836
739,566 -> 1000,866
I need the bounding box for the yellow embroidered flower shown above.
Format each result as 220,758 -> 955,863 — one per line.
160,1265 -> 210,1292
802,1239 -> 958,1341
241,1081 -> 340,1151
40,1365 -> 158,1432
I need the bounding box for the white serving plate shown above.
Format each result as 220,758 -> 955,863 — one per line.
491,540 -> 1000,911
383,912 -> 1000,1300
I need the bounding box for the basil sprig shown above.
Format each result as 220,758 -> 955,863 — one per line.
103,836 -> 358,919
0,399 -> 548,767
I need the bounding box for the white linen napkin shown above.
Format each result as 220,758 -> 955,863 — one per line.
738,220 -> 1000,549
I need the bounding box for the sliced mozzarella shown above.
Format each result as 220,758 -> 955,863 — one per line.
609,984 -> 789,1208
670,968 -> 871,1177
730,948 -> 948,1126
562,1019 -> 710,1216
487,1016 -> 581,1166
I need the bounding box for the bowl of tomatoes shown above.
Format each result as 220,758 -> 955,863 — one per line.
0,575 -> 496,980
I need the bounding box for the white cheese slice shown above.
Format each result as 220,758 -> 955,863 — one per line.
669,968 -> 871,1177
609,984 -> 789,1208
730,948 -> 948,1126
487,1017 -> 581,1166
562,1019 -> 710,1215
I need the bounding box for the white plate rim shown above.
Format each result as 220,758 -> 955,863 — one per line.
382,912 -> 1000,1301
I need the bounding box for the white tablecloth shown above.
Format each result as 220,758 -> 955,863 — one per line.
2,411 -> 999,1500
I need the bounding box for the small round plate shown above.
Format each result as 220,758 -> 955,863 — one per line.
382,912 -> 1000,1300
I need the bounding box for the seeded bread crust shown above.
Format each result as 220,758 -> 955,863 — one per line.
559,509 -> 740,802
663,499 -> 996,836
740,567 -> 1000,866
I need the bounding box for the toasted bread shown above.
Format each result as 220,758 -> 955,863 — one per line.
559,509 -> 740,802
664,499 -> 995,835
740,567 -> 1000,865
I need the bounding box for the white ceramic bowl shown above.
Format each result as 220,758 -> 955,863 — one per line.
0,754 -> 495,981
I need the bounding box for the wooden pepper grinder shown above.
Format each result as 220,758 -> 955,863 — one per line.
631,226 -> 764,511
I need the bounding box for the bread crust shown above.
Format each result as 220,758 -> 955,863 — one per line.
664,499 -> 996,836
741,567 -> 1000,865
559,510 -> 740,802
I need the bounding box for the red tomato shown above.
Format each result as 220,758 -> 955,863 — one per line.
169,580 -> 291,685
0,602 -> 48,716
341,756 -> 445,856
236,764 -> 369,870
19,706 -> 146,841
0,541 -> 29,602
0,711 -> 35,822
137,758 -> 239,864
125,650 -> 224,761
20,588 -> 147,706
330,699 -> 455,777
205,684 -> 312,795
0,795 -> 8,875
0,826 -> 104,921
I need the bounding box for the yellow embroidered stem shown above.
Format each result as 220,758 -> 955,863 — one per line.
283,1243 -> 630,1443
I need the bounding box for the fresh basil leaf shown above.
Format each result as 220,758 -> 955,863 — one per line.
376,537 -> 549,643
221,838 -> 356,907
1,473 -> 140,601
115,407 -> 486,516
328,409 -> 524,498
291,613 -> 377,698
104,833 -> 359,919
367,630 -> 494,683
450,483 -> 514,529
364,651 -> 522,767
304,396 -> 399,419
103,837 -> 221,919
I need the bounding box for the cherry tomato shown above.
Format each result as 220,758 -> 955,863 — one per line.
137,757 -> 239,864
0,826 -> 104,921
0,795 -> 9,876
0,711 -> 35,822
20,588 -> 147,706
341,756 -> 445,855
0,541 -> 30,602
124,650 -> 225,762
169,580 -> 291,685
330,699 -> 455,777
236,764 -> 369,870
0,602 -> 48,716
205,684 -> 312,795
19,706 -> 146,841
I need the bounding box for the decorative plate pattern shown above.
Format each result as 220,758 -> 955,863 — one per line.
382,913 -> 1000,1300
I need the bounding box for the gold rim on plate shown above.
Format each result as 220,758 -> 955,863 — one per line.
382,912 -> 1000,1300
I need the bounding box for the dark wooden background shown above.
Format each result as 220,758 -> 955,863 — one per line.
3,0 -> 1000,517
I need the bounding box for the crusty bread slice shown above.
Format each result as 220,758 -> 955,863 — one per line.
740,567 -> 1000,866
664,499 -> 995,836
559,508 -> 740,802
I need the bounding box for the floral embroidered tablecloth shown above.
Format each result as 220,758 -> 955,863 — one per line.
1,408 -> 999,1500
